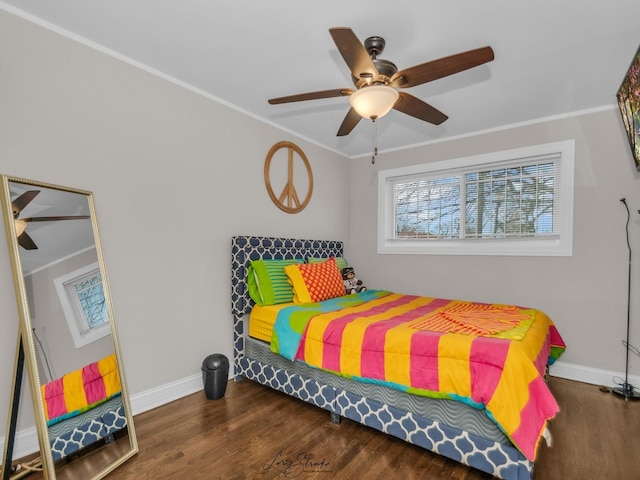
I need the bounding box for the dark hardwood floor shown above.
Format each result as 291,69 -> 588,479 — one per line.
14,377 -> 640,479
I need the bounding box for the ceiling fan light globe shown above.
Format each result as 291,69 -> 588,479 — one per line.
14,219 -> 27,237
349,85 -> 399,120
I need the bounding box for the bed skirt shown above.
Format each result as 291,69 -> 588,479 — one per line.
48,396 -> 127,461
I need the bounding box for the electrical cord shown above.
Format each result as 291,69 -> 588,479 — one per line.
32,327 -> 54,381
623,340 -> 640,358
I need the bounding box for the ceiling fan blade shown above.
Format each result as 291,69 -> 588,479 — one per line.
18,231 -> 38,250
394,92 -> 448,125
337,108 -> 362,136
329,27 -> 379,82
268,88 -> 354,105
390,46 -> 494,88
22,215 -> 90,223
12,190 -> 40,216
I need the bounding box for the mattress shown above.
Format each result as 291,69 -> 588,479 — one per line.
249,303 -> 293,342
244,334 -> 509,445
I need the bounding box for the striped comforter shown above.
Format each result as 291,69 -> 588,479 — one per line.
41,353 -> 122,426
271,290 -> 565,461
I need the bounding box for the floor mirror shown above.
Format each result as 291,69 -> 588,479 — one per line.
0,175 -> 137,479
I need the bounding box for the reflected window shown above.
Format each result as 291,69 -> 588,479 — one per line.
54,262 -> 110,348
75,272 -> 108,328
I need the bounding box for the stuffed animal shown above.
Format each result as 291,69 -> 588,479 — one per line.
341,267 -> 366,294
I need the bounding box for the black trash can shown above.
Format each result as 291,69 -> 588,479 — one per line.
201,354 -> 229,400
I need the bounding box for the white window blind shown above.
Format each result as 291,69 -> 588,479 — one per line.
378,141 -> 574,256
55,262 -> 110,348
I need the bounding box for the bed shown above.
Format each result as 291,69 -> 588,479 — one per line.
231,235 -> 565,480
40,353 -> 128,461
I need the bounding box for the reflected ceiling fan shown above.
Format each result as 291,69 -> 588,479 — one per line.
11,190 -> 89,250
268,27 -> 494,136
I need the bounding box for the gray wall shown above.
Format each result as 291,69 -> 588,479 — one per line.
27,248 -> 114,384
2,4 -> 639,444
0,10 -> 350,433
348,107 -> 640,380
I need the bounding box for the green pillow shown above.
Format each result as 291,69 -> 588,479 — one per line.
307,256 -> 348,271
247,259 -> 302,305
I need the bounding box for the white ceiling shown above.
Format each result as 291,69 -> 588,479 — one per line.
1,1 -> 639,158
8,182 -> 94,274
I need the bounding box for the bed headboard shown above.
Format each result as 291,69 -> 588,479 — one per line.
231,235 -> 344,316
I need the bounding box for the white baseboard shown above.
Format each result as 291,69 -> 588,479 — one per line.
1,372 -> 208,462
549,360 -> 640,389
129,372 -> 204,416
2,362 -> 638,462
0,426 -> 40,464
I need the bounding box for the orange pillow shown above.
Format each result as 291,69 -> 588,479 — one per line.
284,257 -> 346,303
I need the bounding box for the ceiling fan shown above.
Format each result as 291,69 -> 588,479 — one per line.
11,190 -> 89,250
268,27 -> 494,136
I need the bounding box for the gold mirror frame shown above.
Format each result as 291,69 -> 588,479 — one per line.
0,175 -> 137,479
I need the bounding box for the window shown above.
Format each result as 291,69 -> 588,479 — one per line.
55,262 -> 110,348
378,140 -> 575,256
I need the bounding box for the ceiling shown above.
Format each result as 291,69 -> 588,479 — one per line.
1,1 -> 639,158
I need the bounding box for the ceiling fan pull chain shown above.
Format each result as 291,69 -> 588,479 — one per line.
371,120 -> 378,164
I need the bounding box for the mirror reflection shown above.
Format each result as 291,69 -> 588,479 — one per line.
1,177 -> 137,480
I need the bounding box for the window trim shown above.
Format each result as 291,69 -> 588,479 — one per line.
377,140 -> 575,256
54,261 -> 110,348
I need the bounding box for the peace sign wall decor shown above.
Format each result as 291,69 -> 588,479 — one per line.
264,141 -> 313,213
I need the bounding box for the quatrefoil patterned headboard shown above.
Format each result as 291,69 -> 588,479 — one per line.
231,236 -> 343,316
